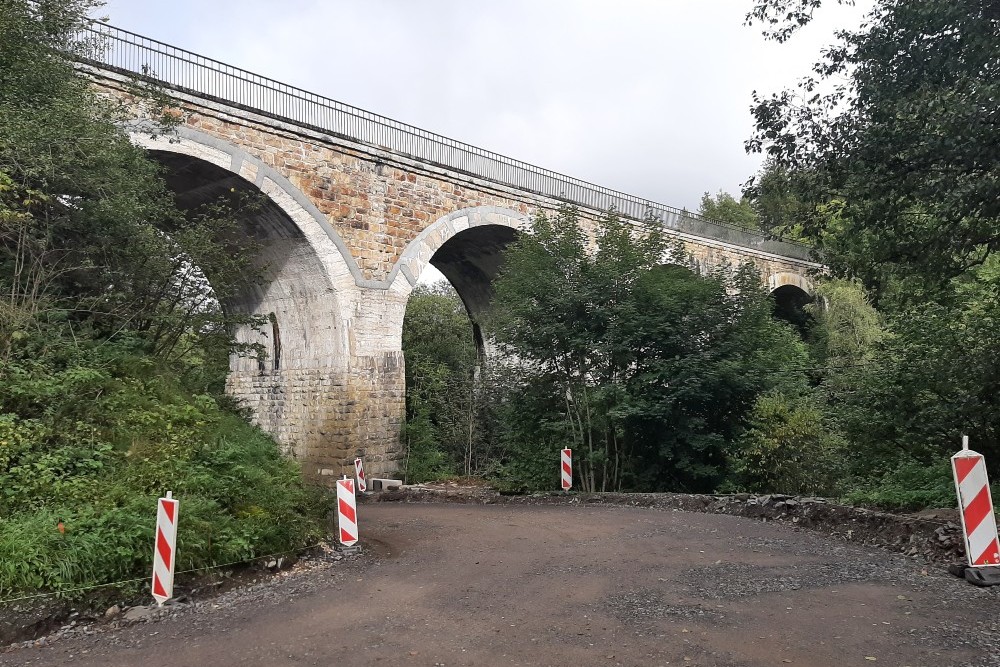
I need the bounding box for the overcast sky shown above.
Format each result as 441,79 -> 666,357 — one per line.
97,0 -> 872,212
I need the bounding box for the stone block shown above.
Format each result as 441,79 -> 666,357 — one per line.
370,478 -> 403,492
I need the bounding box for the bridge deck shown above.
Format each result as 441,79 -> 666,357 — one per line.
74,21 -> 813,262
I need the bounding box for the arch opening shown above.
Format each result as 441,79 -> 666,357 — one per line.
771,284 -> 814,336
396,207 -> 527,359
142,145 -> 357,469
399,218 -> 520,480
426,223 -> 519,353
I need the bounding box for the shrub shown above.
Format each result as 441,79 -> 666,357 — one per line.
727,392 -> 846,496
402,406 -> 450,484
0,339 -> 330,600
842,460 -> 969,511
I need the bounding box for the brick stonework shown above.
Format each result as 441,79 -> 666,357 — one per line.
95,73 -> 820,482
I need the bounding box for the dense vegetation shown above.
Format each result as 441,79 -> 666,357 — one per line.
0,0 -> 328,599
403,0 -> 1000,508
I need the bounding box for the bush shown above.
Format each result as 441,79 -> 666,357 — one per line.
401,406 -> 450,484
727,392 -> 846,496
0,338 -> 331,600
842,460 -> 969,511
488,372 -> 578,493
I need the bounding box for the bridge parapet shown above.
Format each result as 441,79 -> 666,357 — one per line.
75,21 -> 813,263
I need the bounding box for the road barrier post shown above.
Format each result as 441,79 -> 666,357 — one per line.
561,448 -> 572,491
952,435 -> 1000,571
354,457 -> 367,493
337,476 -> 359,547
151,491 -> 179,606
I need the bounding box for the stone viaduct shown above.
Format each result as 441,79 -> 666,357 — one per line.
78,23 -> 821,480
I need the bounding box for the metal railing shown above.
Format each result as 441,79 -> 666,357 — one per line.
73,21 -> 812,260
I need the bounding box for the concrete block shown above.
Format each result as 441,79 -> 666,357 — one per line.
371,478 -> 403,492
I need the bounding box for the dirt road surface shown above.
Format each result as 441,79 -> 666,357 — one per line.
3,502 -> 998,667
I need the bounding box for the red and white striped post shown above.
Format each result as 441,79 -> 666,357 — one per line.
952,435 -> 1000,567
151,491 -> 179,606
560,448 -> 572,491
354,457 -> 367,493
337,476 -> 359,547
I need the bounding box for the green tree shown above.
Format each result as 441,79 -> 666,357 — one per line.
806,278 -> 883,368
728,391 -> 846,496
698,191 -> 759,229
0,0 -> 328,597
746,0 -> 1000,293
490,207 -> 812,492
621,263 -> 811,491
744,159 -> 812,243
837,264 -> 1000,476
489,207 -> 672,491
0,0 -> 264,364
402,283 -> 490,480
745,1 -> 1000,497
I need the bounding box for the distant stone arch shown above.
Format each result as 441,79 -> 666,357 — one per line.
391,206 -> 527,356
395,206 -> 526,306
767,272 -> 815,335
767,271 -> 814,296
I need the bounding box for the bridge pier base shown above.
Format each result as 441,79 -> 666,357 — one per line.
225,284 -> 410,484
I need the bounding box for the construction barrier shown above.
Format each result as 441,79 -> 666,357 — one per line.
337,476 -> 359,547
561,448 -> 572,491
354,457 -> 367,493
952,436 -> 1000,567
151,491 -> 179,606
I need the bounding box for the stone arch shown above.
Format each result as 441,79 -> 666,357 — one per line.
767,272 -> 815,335
767,271 -> 814,296
392,207 -> 528,350
371,206 -> 528,475
393,206 -> 528,294
130,126 -> 358,462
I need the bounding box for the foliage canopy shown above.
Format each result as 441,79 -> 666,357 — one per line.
488,207 -> 812,492
746,0 -> 1000,294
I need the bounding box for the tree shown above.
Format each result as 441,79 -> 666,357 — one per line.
835,260 -> 1000,476
806,278 -> 883,368
0,0 -> 264,365
744,0 -> 1000,492
0,0 -> 328,597
489,207 -> 812,492
489,207 -> 673,492
745,0 -> 1000,294
744,159 -> 811,243
402,283 -> 489,480
620,262 -> 811,491
728,391 -> 846,496
698,191 -> 759,229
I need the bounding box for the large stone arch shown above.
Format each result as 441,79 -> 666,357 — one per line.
130,126 -> 363,469
393,207 -> 528,292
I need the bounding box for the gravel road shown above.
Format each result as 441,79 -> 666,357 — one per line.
2,501 -> 998,667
